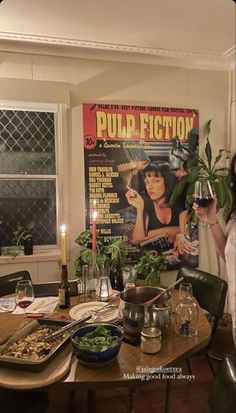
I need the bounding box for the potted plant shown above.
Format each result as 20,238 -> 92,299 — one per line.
168,120 -> 231,216
135,253 -> 167,287
4,222 -> 35,257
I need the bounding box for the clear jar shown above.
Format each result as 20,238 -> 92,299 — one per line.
174,298 -> 198,337
141,327 -> 162,354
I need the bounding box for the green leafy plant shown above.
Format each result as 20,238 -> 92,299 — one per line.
135,253 -> 167,287
168,120 -> 231,216
12,222 -> 35,246
105,238 -> 127,270
3,222 -> 35,257
74,230 -> 127,277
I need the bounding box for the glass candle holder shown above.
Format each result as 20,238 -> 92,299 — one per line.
96,277 -> 112,302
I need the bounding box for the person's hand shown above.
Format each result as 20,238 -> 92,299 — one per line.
193,197 -> 217,224
173,233 -> 197,255
175,168 -> 188,179
125,188 -> 144,210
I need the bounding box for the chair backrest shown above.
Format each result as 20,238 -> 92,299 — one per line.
0,271 -> 32,297
176,267 -> 228,320
208,355 -> 236,413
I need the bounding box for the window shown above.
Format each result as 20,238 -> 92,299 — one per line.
0,105 -> 59,248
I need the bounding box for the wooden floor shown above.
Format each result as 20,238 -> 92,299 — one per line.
46,323 -> 235,413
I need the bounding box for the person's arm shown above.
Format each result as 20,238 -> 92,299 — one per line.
193,198 -> 226,261
125,188 -> 146,242
179,210 -> 188,235
174,210 -> 196,254
208,221 -> 226,261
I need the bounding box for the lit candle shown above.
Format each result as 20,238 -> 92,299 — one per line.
92,210 -> 97,253
60,225 -> 67,265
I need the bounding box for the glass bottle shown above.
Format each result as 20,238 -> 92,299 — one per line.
89,252 -> 100,293
24,235 -> 34,255
58,265 -> 70,309
174,298 -> 198,337
78,264 -> 92,302
110,265 -> 124,292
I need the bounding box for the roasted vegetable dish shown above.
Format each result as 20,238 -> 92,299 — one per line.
1,326 -> 69,361
73,326 -> 119,351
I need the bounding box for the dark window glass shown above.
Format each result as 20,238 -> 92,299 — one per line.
0,109 -> 57,247
0,180 -> 56,246
0,110 -> 55,175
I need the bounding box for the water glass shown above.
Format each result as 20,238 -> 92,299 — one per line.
78,265 -> 92,302
122,266 -> 136,289
179,283 -> 193,300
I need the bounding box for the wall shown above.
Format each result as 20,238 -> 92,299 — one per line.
0,51 -> 230,284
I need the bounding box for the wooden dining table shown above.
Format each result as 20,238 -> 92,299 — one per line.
0,289 -> 211,411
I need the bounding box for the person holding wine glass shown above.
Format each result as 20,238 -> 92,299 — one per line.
15,280 -> 34,318
194,179 -> 214,226
193,153 -> 236,348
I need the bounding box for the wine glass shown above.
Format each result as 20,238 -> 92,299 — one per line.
194,179 -> 214,227
15,280 -> 34,318
179,283 -> 193,300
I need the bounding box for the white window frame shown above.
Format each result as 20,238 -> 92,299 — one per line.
0,100 -> 68,254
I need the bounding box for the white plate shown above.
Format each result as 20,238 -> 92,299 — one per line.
69,301 -> 118,323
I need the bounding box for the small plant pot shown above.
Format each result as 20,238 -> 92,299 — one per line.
24,236 -> 34,255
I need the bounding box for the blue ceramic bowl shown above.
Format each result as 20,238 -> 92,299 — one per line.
71,323 -> 123,366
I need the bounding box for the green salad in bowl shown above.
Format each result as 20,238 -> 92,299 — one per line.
73,326 -> 119,351
71,323 -> 123,365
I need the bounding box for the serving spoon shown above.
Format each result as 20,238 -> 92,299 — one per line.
140,277 -> 184,307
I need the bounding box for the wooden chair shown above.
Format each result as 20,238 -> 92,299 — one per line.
208,355 -> 236,413
0,270 -> 31,296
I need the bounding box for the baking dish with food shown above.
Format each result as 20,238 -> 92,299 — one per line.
0,318 -> 71,372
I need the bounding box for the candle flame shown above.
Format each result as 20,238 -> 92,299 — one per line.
93,211 -> 97,220
93,199 -> 96,207
61,224 -> 66,233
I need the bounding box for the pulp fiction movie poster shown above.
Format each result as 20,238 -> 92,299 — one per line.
83,103 -> 199,269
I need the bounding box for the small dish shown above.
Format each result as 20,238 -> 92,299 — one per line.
69,301 -> 118,323
71,323 -> 123,366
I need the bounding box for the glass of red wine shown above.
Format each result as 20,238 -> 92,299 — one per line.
194,179 -> 214,227
15,280 -> 34,318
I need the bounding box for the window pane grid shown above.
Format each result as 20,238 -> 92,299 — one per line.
0,108 -> 58,247
0,110 -> 55,175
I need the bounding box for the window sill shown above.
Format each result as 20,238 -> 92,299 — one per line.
0,250 -> 61,264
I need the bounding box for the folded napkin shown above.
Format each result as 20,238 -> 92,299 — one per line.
0,298 -> 16,313
12,297 -> 58,315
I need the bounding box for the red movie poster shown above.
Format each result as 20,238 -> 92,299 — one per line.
83,103 -> 199,269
